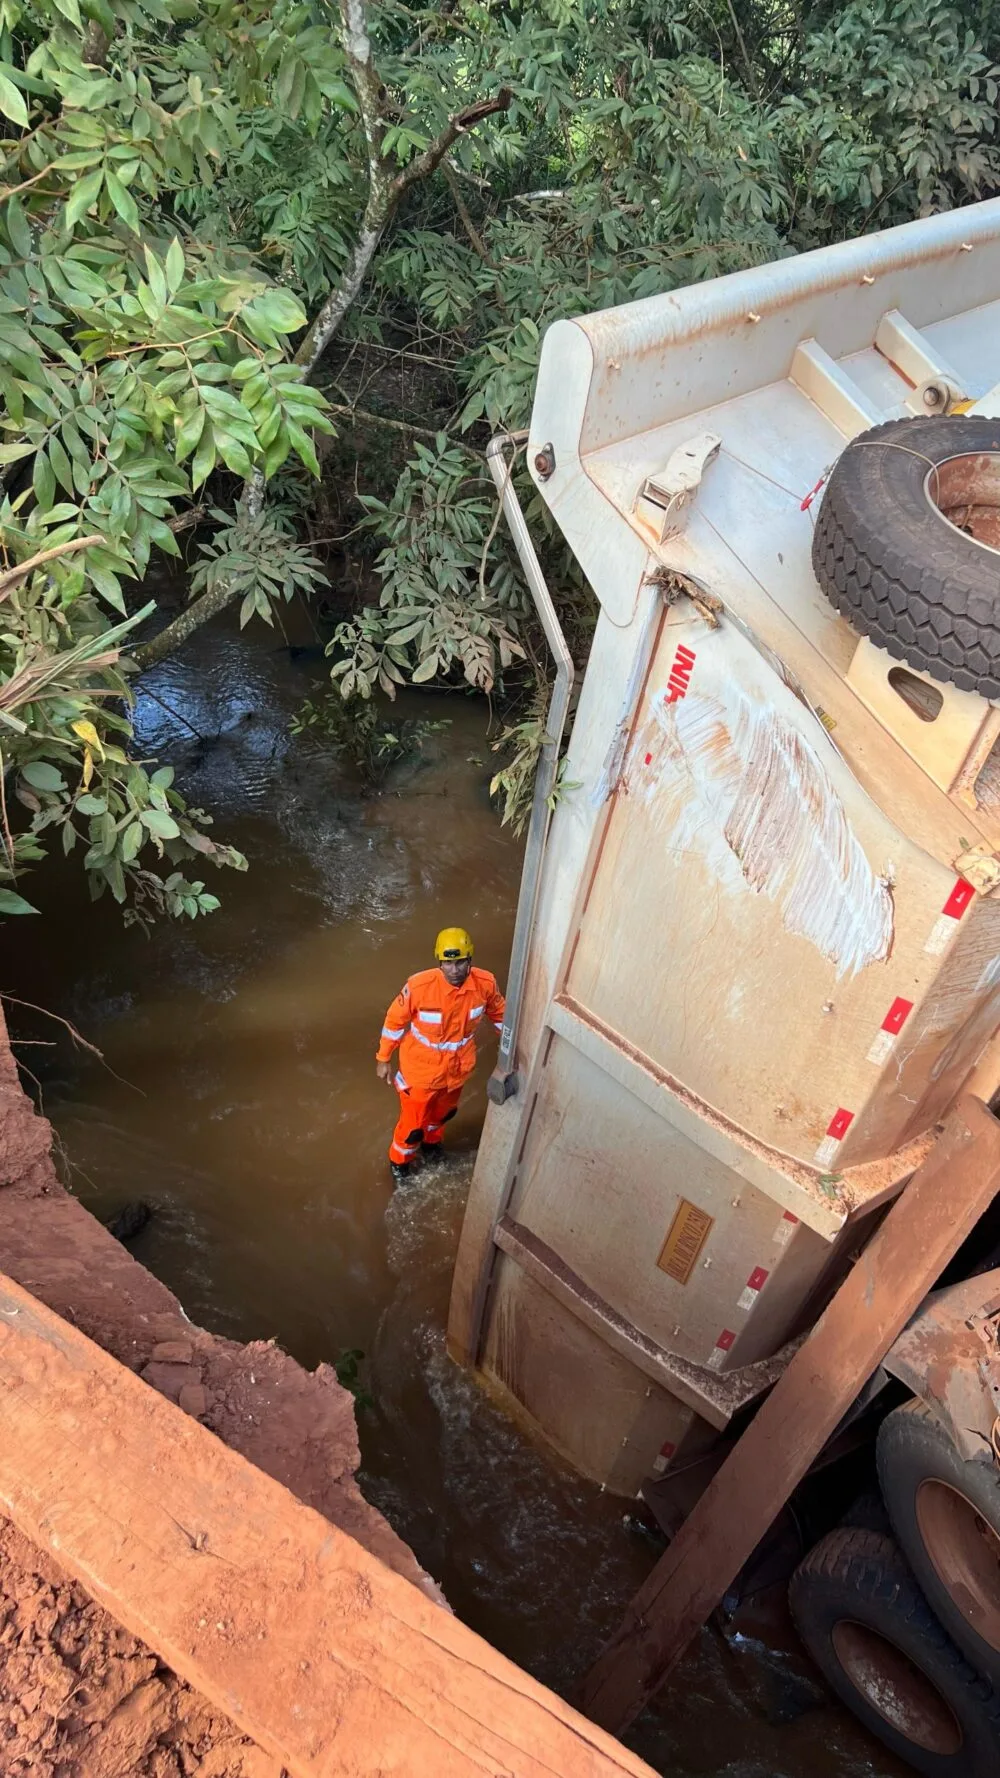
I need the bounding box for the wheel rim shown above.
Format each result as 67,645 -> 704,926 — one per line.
916,1476 -> 1000,1653
924,452 -> 1000,554
831,1619 -> 963,1755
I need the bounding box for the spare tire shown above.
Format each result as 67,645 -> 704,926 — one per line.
812,415 -> 1000,698
789,1527 -> 1000,1776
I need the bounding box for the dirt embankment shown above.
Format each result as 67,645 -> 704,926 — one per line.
0,1517 -> 283,1778
0,1008 -> 445,1774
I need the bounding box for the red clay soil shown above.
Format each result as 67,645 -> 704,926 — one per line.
0,1516 -> 284,1778
0,1006 -> 445,1769
0,1013 -> 442,1606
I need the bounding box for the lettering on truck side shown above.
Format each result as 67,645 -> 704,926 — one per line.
665,645 -> 697,704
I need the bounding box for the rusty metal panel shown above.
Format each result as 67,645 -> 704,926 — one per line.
883,1269 -> 1000,1462
576,1097 -> 1000,1736
481,1258 -> 691,1493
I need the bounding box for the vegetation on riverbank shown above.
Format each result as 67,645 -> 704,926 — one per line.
1,0 -> 998,917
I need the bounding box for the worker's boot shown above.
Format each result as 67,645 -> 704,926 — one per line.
390,1160 -> 414,1186
420,1141 -> 446,1167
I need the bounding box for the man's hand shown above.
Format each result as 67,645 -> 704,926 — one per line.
376,1060 -> 394,1087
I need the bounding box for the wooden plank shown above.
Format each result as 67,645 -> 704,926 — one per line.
576,1095 -> 1000,1734
0,1271 -> 654,1778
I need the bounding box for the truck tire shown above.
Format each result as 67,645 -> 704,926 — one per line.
811,415 -> 1000,697
788,1527 -> 1000,1776
878,1400 -> 1000,1684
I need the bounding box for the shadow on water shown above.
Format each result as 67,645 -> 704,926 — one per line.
4,615 -> 902,1778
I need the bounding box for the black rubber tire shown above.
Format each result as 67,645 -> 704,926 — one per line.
878,1400 -> 1000,1684
812,415 -> 1000,697
788,1527 -> 1000,1776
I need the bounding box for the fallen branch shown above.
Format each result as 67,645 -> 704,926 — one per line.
0,534 -> 106,596
322,399 -> 482,453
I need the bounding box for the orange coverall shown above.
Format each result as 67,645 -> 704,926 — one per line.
377,966 -> 506,1164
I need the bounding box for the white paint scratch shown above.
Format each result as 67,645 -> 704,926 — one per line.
636,686 -> 893,978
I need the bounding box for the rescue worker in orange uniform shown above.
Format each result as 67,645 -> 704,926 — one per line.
376,927 -> 505,1182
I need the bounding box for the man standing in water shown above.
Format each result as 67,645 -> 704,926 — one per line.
376,928 -> 506,1183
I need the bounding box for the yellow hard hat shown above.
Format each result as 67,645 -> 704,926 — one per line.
435,926 -> 474,961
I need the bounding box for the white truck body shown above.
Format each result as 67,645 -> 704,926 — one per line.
448,198 -> 1000,1495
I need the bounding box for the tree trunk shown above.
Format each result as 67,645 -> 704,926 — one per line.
131,0 -> 510,672
131,572 -> 248,671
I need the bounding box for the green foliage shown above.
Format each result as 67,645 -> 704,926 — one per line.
328,436 -> 524,699
191,505 -> 326,629
333,1346 -> 372,1411
290,687 -> 448,784
0,0 -> 338,919
488,695 -> 581,836
3,0 -> 1000,921
267,0 -> 1000,807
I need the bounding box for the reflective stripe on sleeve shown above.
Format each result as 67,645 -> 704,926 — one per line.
382,1025 -> 405,1040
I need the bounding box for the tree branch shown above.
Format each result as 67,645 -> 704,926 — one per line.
131,569 -> 249,672
136,0 -> 510,668
0,534 -> 106,597
323,399 -> 482,453
394,88 -> 512,196
441,160 -> 492,262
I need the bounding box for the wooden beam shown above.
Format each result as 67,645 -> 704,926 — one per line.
0,1271 -> 655,1778
576,1095 -> 1000,1734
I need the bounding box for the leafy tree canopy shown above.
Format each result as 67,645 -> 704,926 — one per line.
0,0 -> 997,913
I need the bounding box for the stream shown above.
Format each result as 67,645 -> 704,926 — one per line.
3,612 -> 900,1778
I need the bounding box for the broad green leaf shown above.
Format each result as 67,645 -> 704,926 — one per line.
32,448 -> 55,510
5,198 -> 31,260
21,760 -> 66,791
175,404 -> 205,462
0,72 -> 28,127
143,246 -> 167,307
286,419 -> 320,477
48,434 -> 75,496
0,889 -> 38,914
86,558 -> 126,613
64,168 -> 104,232
217,434 -> 253,476
190,420 -> 216,490
121,819 -> 144,861
105,170 -> 140,233
141,809 -> 180,839
244,288 -> 307,335
165,237 -> 185,295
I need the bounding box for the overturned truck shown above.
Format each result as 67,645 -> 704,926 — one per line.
448,196 -> 1000,1773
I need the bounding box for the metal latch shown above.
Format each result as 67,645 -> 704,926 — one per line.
635,432 -> 721,542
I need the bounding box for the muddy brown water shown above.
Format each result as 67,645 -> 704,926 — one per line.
3,616 -> 902,1778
